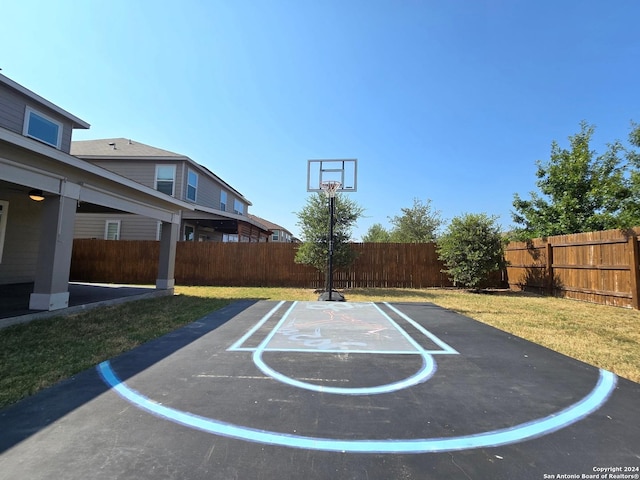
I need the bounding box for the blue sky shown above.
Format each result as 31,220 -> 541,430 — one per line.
3,1 -> 639,239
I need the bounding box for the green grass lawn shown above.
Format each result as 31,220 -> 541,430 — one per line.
1,287 -> 638,409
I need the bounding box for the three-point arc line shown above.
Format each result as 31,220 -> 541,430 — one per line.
96,301 -> 618,454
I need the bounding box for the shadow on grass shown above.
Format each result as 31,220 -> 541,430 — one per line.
343,287 -> 542,302
343,288 -> 442,301
0,297 -> 262,453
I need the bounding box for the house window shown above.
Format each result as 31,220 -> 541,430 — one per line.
105,220 -> 120,240
0,201 -> 8,263
155,165 -> 176,196
156,221 -> 162,241
233,199 -> 244,215
187,169 -> 198,202
23,107 -> 63,149
223,233 -> 238,242
220,191 -> 227,211
184,225 -> 194,241
272,231 -> 279,241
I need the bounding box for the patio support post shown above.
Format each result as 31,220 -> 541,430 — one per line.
156,220 -> 179,290
29,194 -> 78,310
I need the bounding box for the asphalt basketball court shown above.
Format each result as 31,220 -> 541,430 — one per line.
1,299 -> 638,480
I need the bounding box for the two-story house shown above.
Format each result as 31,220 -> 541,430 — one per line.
0,74 -> 191,311
70,138 -> 271,242
247,214 -> 297,243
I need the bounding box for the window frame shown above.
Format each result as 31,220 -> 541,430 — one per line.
220,191 -> 227,211
184,224 -> 195,241
155,164 -> 176,197
187,169 -> 198,202
223,233 -> 238,242
104,220 -> 121,240
233,199 -> 244,215
23,107 -> 63,149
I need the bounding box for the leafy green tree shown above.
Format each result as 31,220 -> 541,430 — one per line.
388,198 -> 443,243
295,193 -> 364,273
362,223 -> 392,242
618,122 -> 640,227
437,213 -> 505,289
512,121 -> 637,239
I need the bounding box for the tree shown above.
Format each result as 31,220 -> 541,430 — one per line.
362,223 -> 392,242
388,198 -> 443,243
294,192 -> 364,274
618,122 -> 640,227
437,213 -> 505,289
512,121 -> 637,239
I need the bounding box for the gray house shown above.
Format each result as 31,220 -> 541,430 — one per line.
0,74 -> 192,311
71,138 -> 271,242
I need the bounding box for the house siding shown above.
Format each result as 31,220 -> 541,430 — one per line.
0,191 -> 42,284
87,159 -> 188,200
74,213 -> 160,240
0,84 -> 74,153
87,160 -> 157,190
0,88 -> 24,134
190,171 -> 222,210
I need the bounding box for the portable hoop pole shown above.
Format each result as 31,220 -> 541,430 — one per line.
327,193 -> 335,301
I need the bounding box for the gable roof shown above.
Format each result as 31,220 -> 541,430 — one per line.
71,138 -> 252,205
0,73 -> 90,129
247,214 -> 291,234
71,138 -> 187,159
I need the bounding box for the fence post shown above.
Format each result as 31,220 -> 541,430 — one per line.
629,235 -> 640,310
546,242 -> 554,295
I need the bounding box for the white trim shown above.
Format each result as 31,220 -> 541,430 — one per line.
233,198 -> 244,215
0,73 -> 90,128
155,164 -> 176,197
23,106 -> 63,149
105,220 -> 121,240
187,168 -> 198,202
0,129 -> 193,211
0,200 -> 8,263
184,223 -> 195,241
220,190 -> 227,211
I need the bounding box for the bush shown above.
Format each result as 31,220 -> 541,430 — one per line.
437,213 -> 505,289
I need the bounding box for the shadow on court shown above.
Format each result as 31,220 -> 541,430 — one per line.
0,300 -> 638,480
0,300 -> 256,453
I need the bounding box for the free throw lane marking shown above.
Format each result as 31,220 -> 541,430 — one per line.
231,301 -> 457,395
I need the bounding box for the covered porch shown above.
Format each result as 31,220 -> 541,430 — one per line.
0,129 -> 193,312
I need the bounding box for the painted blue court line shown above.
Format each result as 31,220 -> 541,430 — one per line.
229,302 -> 458,355
247,301 -> 439,394
251,346 -> 437,395
97,362 -> 617,454
227,301 -> 287,351
383,302 -> 459,355
371,302 -> 437,354
227,301 -> 459,395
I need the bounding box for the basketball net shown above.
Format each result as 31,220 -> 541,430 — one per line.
320,181 -> 341,198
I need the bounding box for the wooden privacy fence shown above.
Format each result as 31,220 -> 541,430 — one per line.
71,229 -> 640,308
70,240 -> 459,289
505,228 -> 640,309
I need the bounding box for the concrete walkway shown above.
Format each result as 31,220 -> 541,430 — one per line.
0,282 -> 167,328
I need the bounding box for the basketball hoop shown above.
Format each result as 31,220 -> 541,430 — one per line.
320,181 -> 342,198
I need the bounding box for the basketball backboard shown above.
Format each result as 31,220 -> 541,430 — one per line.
307,159 -> 358,193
